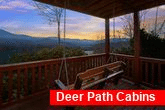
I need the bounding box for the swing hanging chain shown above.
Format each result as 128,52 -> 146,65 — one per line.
64,0 -> 69,87
58,0 -> 69,87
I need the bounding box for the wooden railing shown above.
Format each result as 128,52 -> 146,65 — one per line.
110,53 -> 135,80
1,53 -> 165,107
140,57 -> 165,87
110,53 -> 165,88
0,53 -> 106,107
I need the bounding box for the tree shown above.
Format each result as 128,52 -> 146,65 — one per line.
8,46 -> 85,64
152,7 -> 165,36
130,29 -> 165,58
118,11 -> 148,38
33,1 -> 63,45
120,14 -> 134,38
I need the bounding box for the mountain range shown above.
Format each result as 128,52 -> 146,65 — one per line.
0,29 -> 129,49
0,29 -> 129,64
0,29 -> 97,48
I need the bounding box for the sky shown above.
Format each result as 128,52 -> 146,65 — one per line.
0,0 -> 165,40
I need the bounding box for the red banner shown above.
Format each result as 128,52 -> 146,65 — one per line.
50,90 -> 165,106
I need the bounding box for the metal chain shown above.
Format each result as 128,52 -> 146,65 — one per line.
58,0 -> 69,87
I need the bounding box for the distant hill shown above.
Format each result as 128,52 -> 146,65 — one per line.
0,29 -> 130,64
91,40 -> 130,54
0,29 -> 101,48
0,29 -> 98,64
0,29 -> 129,48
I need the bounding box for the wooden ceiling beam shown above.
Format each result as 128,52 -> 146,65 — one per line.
101,8 -> 132,18
99,0 -> 160,18
85,0 -> 101,8
85,0 -> 116,12
38,0 -> 104,18
91,3 -> 125,18
35,0 -> 165,19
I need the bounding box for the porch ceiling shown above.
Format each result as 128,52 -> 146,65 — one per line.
35,0 -> 165,18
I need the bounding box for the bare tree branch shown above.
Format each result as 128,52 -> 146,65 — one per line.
120,11 -> 148,38
32,1 -> 64,45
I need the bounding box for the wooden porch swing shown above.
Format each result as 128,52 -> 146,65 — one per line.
55,61 -> 126,90
54,1 -> 126,90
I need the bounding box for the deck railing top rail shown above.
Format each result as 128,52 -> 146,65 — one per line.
140,57 -> 165,62
111,53 -> 165,62
0,53 -> 106,69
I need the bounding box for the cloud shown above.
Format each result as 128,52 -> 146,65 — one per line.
66,17 -> 104,33
0,0 -> 35,10
16,9 -> 28,12
0,19 -> 59,37
0,5 -> 11,9
159,5 -> 165,10
7,1 -> 26,8
0,20 -> 21,29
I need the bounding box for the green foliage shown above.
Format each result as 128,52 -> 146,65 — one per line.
130,29 -> 165,59
93,43 -> 105,54
113,47 -> 133,55
8,46 -> 85,64
66,47 -> 86,57
114,29 -> 165,59
92,40 -> 130,54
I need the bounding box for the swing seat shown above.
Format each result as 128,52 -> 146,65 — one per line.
54,61 -> 126,90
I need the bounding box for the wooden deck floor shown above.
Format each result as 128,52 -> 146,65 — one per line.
3,78 -> 165,110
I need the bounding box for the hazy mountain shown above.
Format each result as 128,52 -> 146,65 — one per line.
0,29 -> 99,64
0,29 -> 130,48
0,29 -> 100,48
0,29 -> 129,64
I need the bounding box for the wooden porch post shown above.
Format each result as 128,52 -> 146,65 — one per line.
105,18 -> 110,63
134,11 -> 141,84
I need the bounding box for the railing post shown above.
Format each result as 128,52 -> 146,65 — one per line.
145,62 -> 149,83
134,11 -> 141,85
24,66 -> 28,96
158,63 -> 161,84
0,71 -> 2,106
84,57 -> 87,70
8,70 -> 13,102
45,64 -> 48,89
50,64 -> 53,85
17,68 -> 21,99
38,64 -> 42,89
32,66 -> 36,93
105,18 -> 110,63
151,63 -> 155,85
